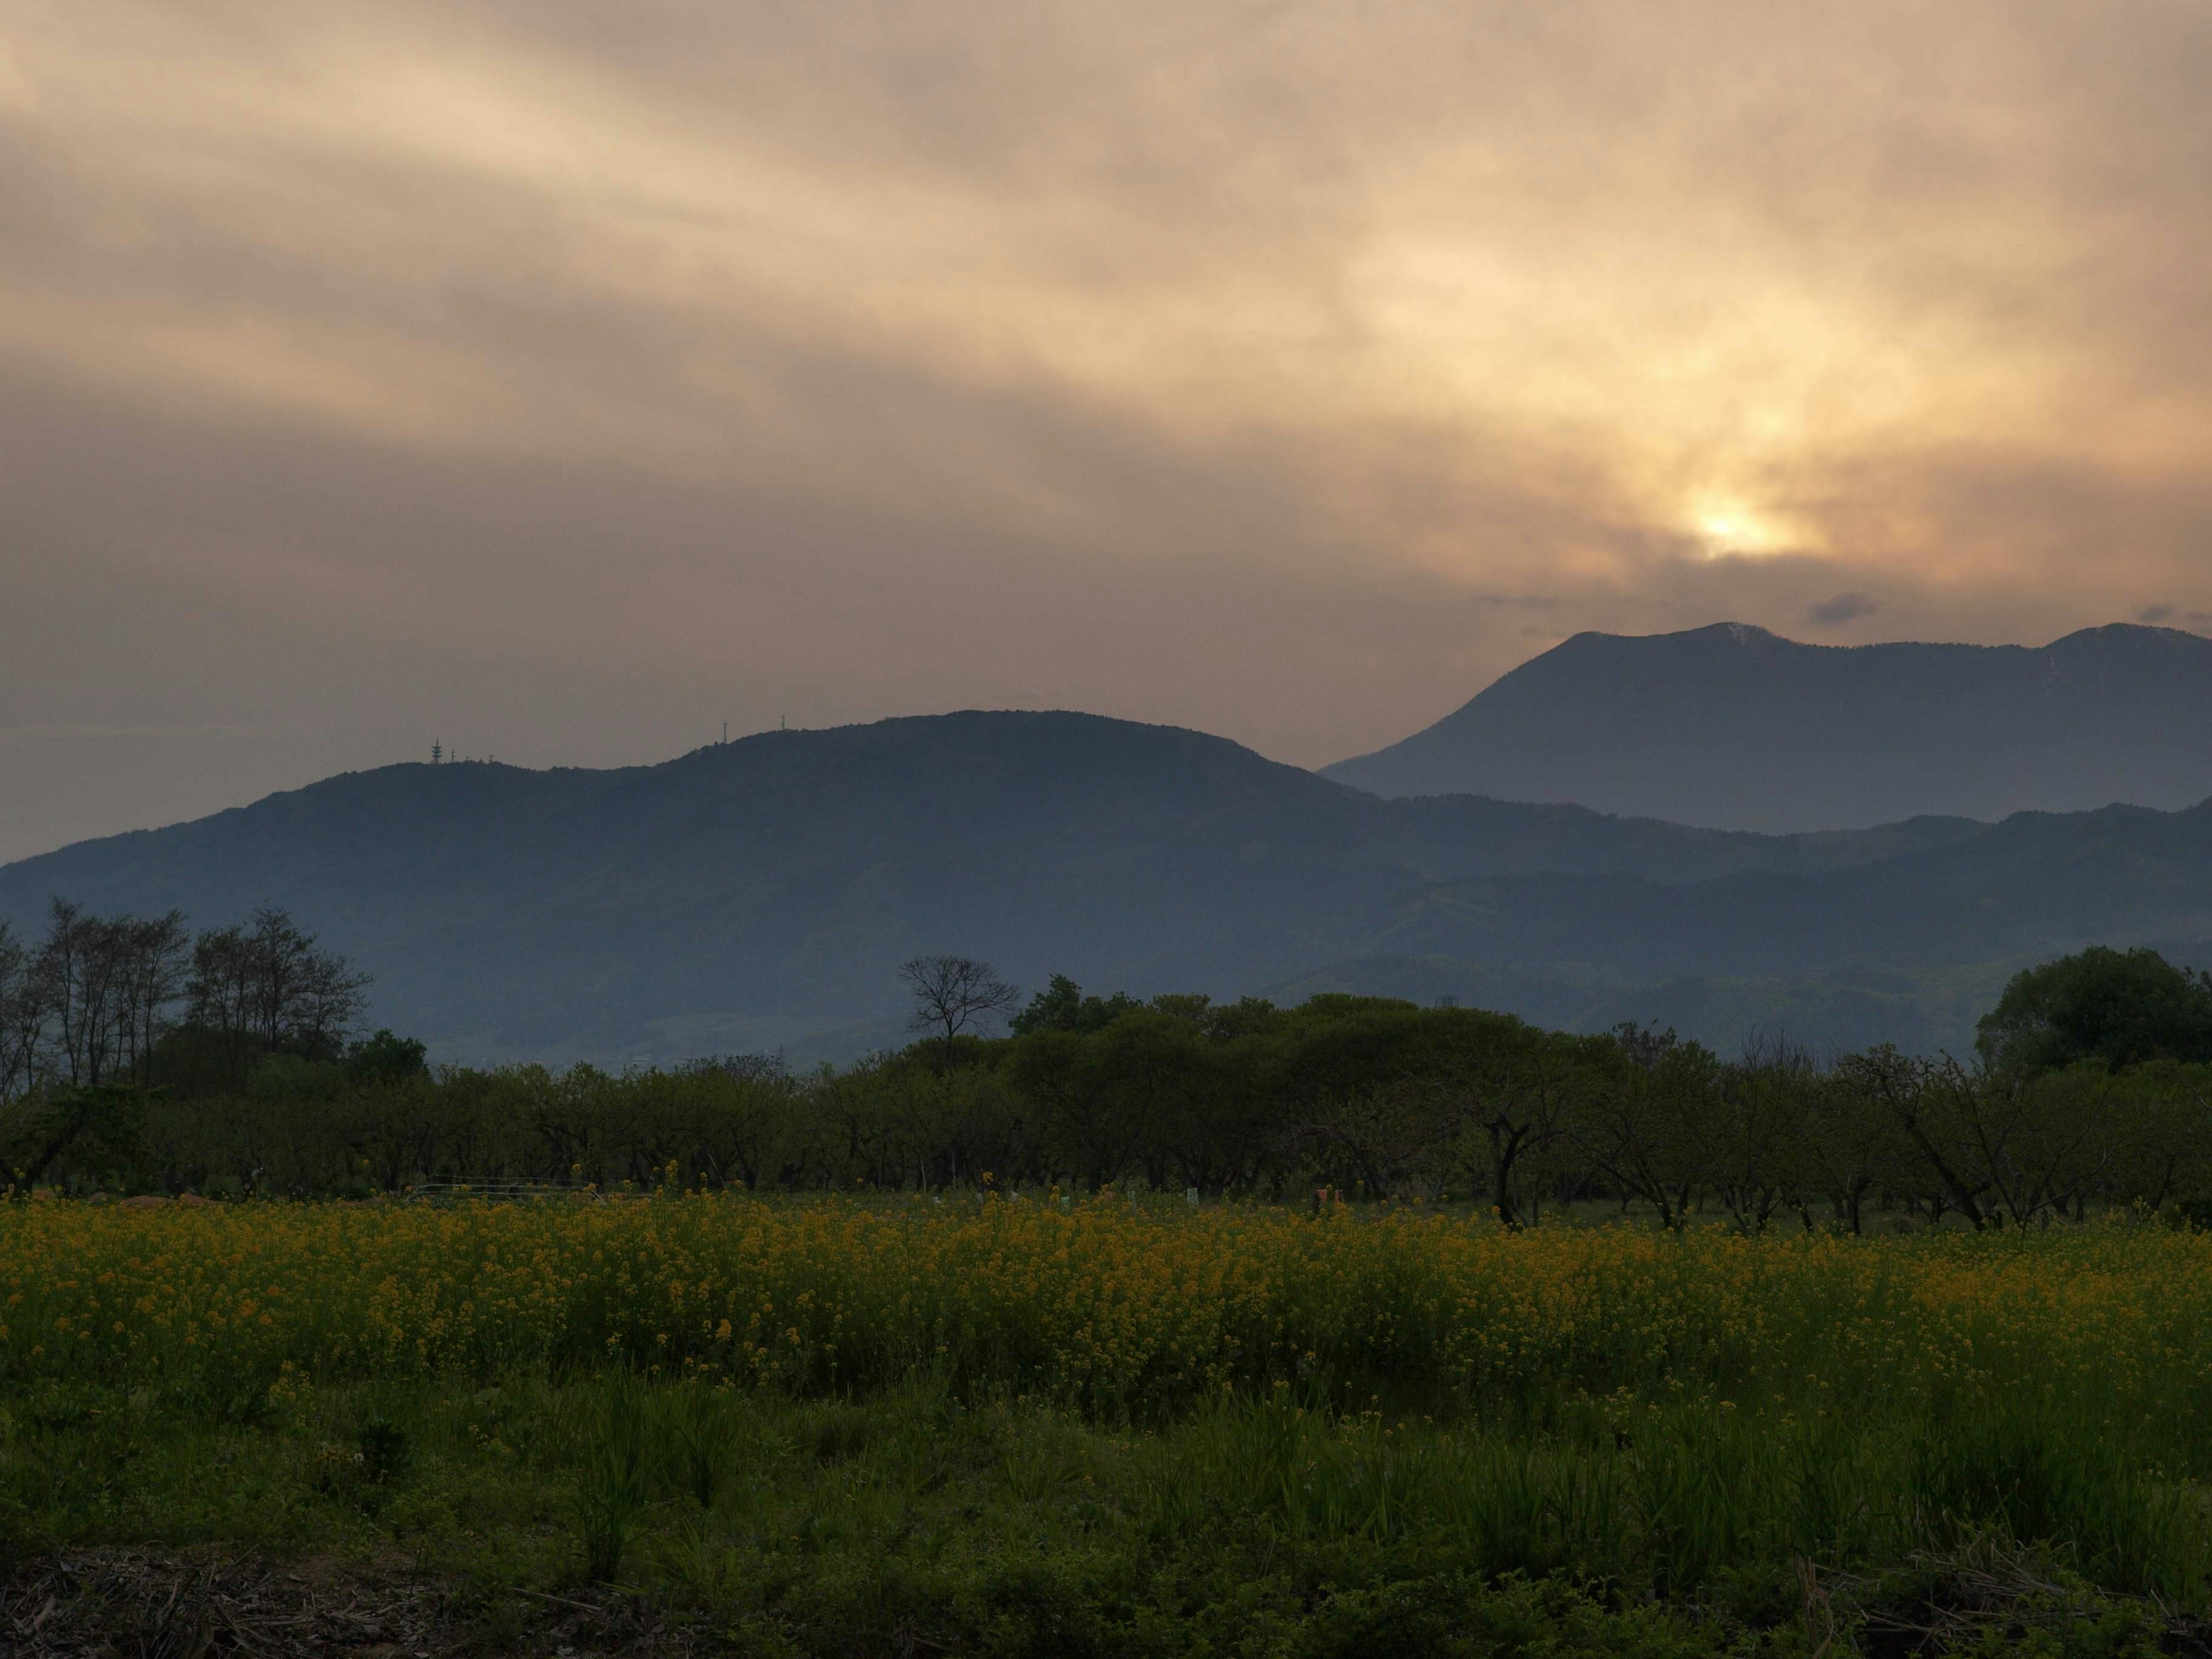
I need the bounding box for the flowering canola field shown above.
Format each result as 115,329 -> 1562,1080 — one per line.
5,1196 -> 2210,1428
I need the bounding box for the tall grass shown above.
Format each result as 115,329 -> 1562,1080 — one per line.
4,1194 -> 2209,1608
1133,1384 -> 2207,1608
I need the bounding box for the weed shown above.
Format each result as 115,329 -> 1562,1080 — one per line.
574,1376 -> 650,1582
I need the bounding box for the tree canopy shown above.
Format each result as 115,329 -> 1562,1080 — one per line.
1976,945 -> 2212,1073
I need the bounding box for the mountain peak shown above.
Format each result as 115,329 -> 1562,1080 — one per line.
1323,622 -> 2212,831
7,705 -> 2212,1065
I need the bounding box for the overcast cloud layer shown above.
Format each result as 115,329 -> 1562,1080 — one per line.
5,0 -> 2211,860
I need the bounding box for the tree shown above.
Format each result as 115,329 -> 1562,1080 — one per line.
188,907 -> 370,1078
1956,1062 -> 2121,1228
30,900 -> 188,1088
347,1029 -> 429,1084
0,921 -> 44,1108
1574,1025 -> 1721,1231
1836,1046 -> 1993,1229
2108,1061 -> 2212,1211
1797,1063 -> 1907,1234
114,911 -> 191,1085
1009,974 -> 1139,1035
1694,1038 -> 1823,1235
1002,1029 -> 1103,1188
2,1082 -> 146,1194
1093,1010 -> 1215,1191
1402,1011 -> 1580,1227
1978,946 -> 2212,1074
898,955 -> 1018,1071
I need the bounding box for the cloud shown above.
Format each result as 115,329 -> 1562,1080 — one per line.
0,40 -> 37,114
1808,593 -> 1881,627
2138,604 -> 2177,623
2,0 -> 2211,854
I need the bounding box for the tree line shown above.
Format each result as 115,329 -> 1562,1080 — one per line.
5,906 -> 2212,1229
0,900 -> 385,1189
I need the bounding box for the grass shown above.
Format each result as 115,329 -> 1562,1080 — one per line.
3,1195 -> 2211,1654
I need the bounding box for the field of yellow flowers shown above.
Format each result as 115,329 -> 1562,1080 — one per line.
7,1192 -> 2211,1429
7,1195 -> 2212,1653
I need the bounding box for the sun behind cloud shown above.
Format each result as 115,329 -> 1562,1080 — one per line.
0,0 -> 2209,858
1686,497 -> 1802,560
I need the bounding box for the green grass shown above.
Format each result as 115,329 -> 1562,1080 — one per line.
1,1368 -> 2200,1656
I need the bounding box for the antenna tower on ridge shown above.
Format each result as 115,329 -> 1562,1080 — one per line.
432,741 -> 442,764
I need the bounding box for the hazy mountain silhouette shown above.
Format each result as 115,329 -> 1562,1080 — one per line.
2,710 -> 2206,1061
1324,622 -> 2212,831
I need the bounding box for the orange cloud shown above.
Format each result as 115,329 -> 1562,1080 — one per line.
2,0 -> 2210,856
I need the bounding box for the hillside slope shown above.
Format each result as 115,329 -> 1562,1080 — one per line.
2,711 -> 2205,1060
1324,622 -> 2212,831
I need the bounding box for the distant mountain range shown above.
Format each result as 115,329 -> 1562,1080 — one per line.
5,709 -> 2210,1063
1325,622 -> 2212,831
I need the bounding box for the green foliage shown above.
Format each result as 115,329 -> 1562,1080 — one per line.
1979,945 -> 2212,1074
662,1379 -> 742,1510
1009,974 -> 1142,1035
17,979 -> 2212,1228
347,1028 -> 429,1084
0,1370 -> 2200,1655
572,1374 -> 651,1582
11,943 -> 2212,1233
0,1081 -> 149,1192
249,1051 -> 346,1104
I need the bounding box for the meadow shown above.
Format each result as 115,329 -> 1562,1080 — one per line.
3,1192 -> 2209,1656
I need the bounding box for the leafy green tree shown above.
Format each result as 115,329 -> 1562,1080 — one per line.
2109,1060 -> 2212,1210
1009,974 -> 1141,1035
1836,1047 -> 1994,1228
1094,1010 -> 1219,1191
1955,1062 -> 2120,1228
1796,1065 -> 1909,1233
1978,946 -> 2212,1074
2,1082 -> 146,1193
347,1029 -> 429,1084
1570,1026 -> 1726,1230
1008,1028 -> 1125,1188
1698,1043 -> 1820,1234
1397,1011 -> 1581,1226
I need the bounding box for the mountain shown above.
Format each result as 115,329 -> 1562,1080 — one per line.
1323,622 -> 2212,831
2,710 -> 2207,1062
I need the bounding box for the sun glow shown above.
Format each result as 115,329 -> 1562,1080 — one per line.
1686,497 -> 1798,559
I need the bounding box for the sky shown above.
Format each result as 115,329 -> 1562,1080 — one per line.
5,0 -> 2211,862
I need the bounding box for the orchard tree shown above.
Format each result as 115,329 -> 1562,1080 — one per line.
1574,1025 -> 1721,1231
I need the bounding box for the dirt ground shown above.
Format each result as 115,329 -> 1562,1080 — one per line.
0,1549 -> 711,1658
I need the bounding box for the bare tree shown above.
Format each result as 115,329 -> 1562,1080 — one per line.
0,921 -> 46,1107
898,955 -> 1018,1070
189,907 -> 370,1074
34,899 -> 100,1086
29,900 -> 188,1088
116,912 -> 190,1085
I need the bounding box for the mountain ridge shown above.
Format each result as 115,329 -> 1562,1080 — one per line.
1323,621 -> 2212,831
5,709 -> 2210,1062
